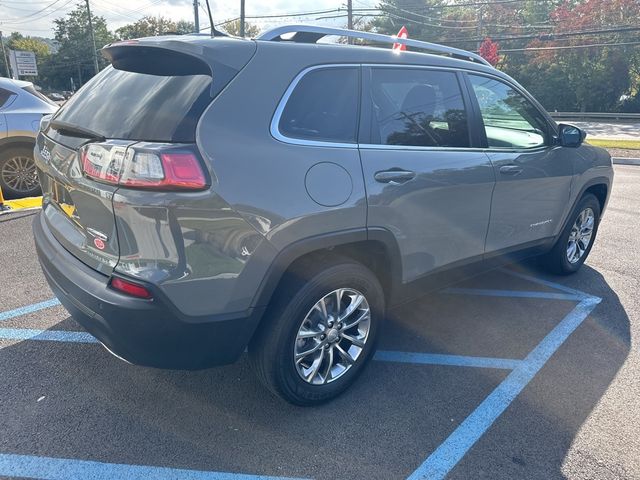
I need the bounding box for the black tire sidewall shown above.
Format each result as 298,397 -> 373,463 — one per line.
0,146 -> 41,199
265,262 -> 384,405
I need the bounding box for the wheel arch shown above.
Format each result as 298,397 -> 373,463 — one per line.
251,227 -> 403,311
0,136 -> 36,154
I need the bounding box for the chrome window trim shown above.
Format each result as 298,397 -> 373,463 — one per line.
270,63 -> 361,149
271,62 -> 554,153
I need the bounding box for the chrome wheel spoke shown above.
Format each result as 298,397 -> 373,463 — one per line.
296,341 -> 322,363
340,333 -> 365,348
334,344 -> 354,365
294,287 -> 371,385
338,293 -> 365,322
343,308 -> 369,330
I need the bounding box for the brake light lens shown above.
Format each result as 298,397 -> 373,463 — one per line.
110,277 -> 153,299
80,143 -> 207,191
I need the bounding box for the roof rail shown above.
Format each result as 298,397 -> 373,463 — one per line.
258,25 -> 491,67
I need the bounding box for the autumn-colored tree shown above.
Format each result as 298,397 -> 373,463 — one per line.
478,38 -> 500,66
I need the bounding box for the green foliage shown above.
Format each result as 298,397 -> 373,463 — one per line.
221,19 -> 261,38
115,16 -> 195,40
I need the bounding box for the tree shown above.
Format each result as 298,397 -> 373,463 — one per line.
0,34 -> 51,80
221,19 -> 260,38
48,4 -> 115,90
478,38 -> 500,66
116,16 -> 192,40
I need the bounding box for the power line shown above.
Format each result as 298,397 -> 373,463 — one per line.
499,40 -> 640,53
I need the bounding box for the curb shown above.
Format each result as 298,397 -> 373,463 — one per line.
612,157 -> 640,166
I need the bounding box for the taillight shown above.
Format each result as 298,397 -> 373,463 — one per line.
80,143 -> 207,191
110,277 -> 153,299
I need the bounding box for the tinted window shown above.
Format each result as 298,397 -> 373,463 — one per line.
279,67 -> 359,143
369,68 -> 470,148
0,88 -> 15,108
53,66 -> 212,142
469,75 -> 548,149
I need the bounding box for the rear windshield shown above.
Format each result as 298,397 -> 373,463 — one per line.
52,66 -> 212,142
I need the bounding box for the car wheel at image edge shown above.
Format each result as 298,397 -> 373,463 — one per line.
542,193 -> 601,275
0,146 -> 42,199
249,259 -> 384,406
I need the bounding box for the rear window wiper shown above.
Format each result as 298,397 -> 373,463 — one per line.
49,119 -> 106,141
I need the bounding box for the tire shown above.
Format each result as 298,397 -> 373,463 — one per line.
541,193 -> 601,275
0,146 -> 41,199
248,259 -> 385,406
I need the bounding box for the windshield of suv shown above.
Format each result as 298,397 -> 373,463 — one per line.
52,66 -> 212,143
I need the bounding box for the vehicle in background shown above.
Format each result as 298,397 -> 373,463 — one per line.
0,78 -> 58,198
47,92 -> 66,102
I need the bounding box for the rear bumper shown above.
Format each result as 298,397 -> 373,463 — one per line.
33,212 -> 265,370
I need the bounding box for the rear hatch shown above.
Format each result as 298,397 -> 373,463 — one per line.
34,36 -> 256,275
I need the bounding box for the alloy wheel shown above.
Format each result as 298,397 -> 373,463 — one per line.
566,207 -> 595,264
294,288 -> 371,385
1,156 -> 39,194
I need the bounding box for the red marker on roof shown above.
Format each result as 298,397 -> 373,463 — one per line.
393,26 -> 408,51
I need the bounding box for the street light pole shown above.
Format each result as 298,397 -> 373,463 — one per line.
85,0 -> 99,75
240,0 -> 245,37
193,0 -> 200,33
347,0 -> 353,44
0,31 -> 11,78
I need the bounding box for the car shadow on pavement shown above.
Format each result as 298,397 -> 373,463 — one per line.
0,263 -> 631,480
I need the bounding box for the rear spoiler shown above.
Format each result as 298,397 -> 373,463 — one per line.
102,37 -> 256,97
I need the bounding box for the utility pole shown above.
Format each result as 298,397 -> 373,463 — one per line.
347,0 -> 353,44
0,32 -> 10,78
240,0 -> 245,37
193,0 -> 200,33
476,5 -> 484,50
85,0 -> 99,75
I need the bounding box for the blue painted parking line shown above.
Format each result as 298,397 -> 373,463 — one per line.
0,272 -> 603,480
499,268 -> 590,298
443,287 -> 581,301
0,298 -> 60,322
407,294 -> 602,480
0,453 -> 308,480
374,351 -> 523,370
0,328 -> 97,343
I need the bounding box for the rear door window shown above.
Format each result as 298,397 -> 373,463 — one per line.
0,88 -> 15,108
368,68 -> 471,148
52,66 -> 212,143
278,67 -> 359,144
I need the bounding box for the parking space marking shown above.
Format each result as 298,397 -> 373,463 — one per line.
0,453 -> 309,480
0,268 -> 604,480
443,287 -> 581,301
407,291 -> 602,479
498,268 -> 590,298
0,328 -> 97,343
374,351 -> 522,370
0,299 -> 60,322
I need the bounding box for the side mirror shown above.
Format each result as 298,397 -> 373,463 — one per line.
558,123 -> 586,148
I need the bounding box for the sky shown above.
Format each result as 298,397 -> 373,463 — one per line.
0,0 -> 378,38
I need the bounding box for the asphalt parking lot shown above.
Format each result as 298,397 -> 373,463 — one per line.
0,164 -> 638,480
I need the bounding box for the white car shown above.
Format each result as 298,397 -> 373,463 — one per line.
0,78 -> 58,198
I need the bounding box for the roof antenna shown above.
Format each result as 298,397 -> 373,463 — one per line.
204,0 -> 214,37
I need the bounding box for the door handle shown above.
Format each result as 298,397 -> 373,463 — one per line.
374,169 -> 416,185
499,165 -> 523,176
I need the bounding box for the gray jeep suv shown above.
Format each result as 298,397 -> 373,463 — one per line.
32,26 -> 613,405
